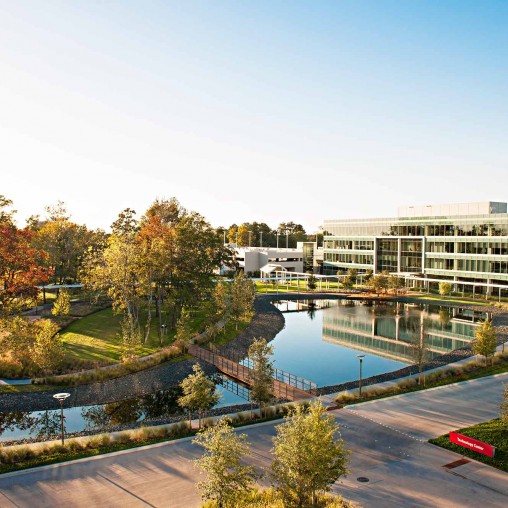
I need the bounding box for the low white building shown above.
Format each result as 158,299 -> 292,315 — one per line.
233,247 -> 304,275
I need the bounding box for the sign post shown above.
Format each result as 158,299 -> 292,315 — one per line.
449,432 -> 496,458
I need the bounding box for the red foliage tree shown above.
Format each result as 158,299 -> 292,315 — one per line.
0,224 -> 52,312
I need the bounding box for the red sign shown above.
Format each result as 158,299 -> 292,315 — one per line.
449,432 -> 496,458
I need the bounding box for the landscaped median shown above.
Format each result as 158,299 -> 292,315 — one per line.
429,419 -> 507,473
0,402 -> 299,475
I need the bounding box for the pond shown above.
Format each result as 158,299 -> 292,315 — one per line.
0,299 -> 487,442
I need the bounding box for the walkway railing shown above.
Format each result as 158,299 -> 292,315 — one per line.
188,344 -> 316,401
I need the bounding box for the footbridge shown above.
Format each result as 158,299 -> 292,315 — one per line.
187,344 -> 317,402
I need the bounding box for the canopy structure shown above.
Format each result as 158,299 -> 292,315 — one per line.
260,263 -> 287,277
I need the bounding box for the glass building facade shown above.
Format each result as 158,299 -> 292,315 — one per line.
323,202 -> 508,287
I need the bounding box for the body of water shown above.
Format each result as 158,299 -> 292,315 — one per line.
0,299 -> 486,441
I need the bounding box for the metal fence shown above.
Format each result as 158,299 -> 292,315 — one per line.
190,344 -> 316,401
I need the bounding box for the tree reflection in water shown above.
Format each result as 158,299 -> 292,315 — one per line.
0,410 -> 60,439
81,387 -> 183,431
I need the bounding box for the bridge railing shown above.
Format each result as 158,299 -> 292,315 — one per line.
196,344 -> 317,398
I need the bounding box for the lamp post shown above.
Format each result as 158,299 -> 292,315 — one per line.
276,233 -> 279,248
357,355 -> 365,398
260,231 -> 263,247
286,232 -> 289,248
53,392 -> 71,445
249,230 -> 252,247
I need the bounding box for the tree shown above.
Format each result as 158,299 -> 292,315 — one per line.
0,224 -> 52,314
367,273 -> 388,296
31,319 -> 64,372
230,273 -> 256,330
174,307 -> 193,344
472,320 -> 497,366
119,313 -> 142,361
0,317 -> 63,375
277,222 -> 306,248
51,288 -> 71,316
410,318 -> 428,385
178,364 -> 220,428
0,195 -> 15,226
31,202 -> 94,284
237,224 -> 250,247
271,401 -> 349,507
363,269 -> 373,284
248,338 -> 274,416
341,269 -> 357,291
307,274 -> 317,291
193,417 -> 257,507
388,274 -> 405,295
439,282 -> 452,296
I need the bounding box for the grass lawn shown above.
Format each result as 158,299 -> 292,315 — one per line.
61,308 -> 167,364
429,419 -> 508,472
255,280 -> 341,293
405,293 -> 492,307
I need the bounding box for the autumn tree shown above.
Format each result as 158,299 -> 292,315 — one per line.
271,401 -> 349,507
248,338 -> 274,416
193,418 -> 257,507
473,320 -> 497,366
31,202 -> 94,283
0,195 -> 15,226
0,223 -> 51,314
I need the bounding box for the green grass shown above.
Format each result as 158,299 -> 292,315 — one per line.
60,308 -> 162,363
211,316 -> 253,346
404,294 -> 492,306
255,280 -> 341,293
430,419 -> 508,472
0,384 -> 64,393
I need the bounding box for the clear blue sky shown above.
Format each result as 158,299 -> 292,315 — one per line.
1,1 -> 507,232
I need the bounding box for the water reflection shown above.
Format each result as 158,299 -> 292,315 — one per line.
81,387 -> 182,432
0,410 -> 60,440
320,300 -> 486,363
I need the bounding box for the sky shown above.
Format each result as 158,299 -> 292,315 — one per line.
1,1 -> 507,233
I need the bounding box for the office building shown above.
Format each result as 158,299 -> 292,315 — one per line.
323,201 -> 508,293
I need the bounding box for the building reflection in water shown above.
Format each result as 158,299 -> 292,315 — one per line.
321,300 -> 488,363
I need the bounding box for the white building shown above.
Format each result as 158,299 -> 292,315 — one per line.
233,247 -> 304,275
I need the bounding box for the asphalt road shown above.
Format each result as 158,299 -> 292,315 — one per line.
0,373 -> 506,508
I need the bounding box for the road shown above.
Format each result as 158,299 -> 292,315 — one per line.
0,373 -> 506,508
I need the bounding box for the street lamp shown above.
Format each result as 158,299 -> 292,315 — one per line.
249,230 -> 252,247
357,355 -> 365,398
286,232 -> 289,248
53,392 -> 71,445
260,231 -> 263,247
276,233 -> 280,248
